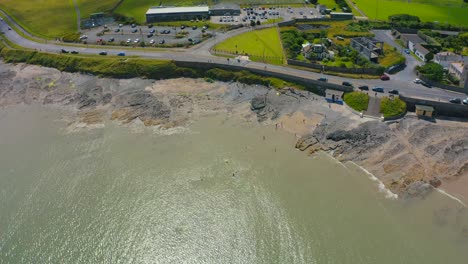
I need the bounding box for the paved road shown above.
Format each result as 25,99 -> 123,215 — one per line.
373,30 -> 421,82
0,15 -> 465,103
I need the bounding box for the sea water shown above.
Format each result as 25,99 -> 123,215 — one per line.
1,105 -> 467,263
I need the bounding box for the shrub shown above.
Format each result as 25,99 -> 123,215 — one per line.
343,92 -> 369,111
380,97 -> 406,118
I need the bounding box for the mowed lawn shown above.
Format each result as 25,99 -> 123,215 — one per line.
78,0 -> 119,18
214,27 -> 284,64
0,0 -> 77,38
0,0 -> 119,37
353,0 -> 468,25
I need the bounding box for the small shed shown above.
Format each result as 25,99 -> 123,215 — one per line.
325,89 -> 344,104
415,105 -> 434,118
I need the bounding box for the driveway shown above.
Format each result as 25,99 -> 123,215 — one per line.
373,30 -> 421,82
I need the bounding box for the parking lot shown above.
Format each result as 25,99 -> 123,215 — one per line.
81,23 -> 210,47
210,6 -> 323,25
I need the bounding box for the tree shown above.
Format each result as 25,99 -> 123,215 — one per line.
424,52 -> 434,62
417,62 -> 444,82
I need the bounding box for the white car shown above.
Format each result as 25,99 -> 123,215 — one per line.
413,79 -> 421,84
134,38 -> 140,43
463,98 -> 468,105
126,38 -> 131,43
149,39 -> 155,44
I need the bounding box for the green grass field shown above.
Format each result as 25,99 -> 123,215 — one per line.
344,91 -> 369,111
78,0 -> 119,18
353,0 -> 468,25
214,27 -> 284,64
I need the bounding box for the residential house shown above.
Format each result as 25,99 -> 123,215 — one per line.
400,34 -> 425,51
434,51 -> 461,70
449,62 -> 464,80
350,37 -> 383,63
302,42 -> 333,60
414,44 -> 430,61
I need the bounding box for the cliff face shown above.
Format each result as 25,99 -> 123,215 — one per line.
296,117 -> 468,196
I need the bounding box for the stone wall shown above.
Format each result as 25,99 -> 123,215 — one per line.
173,60 -> 354,95
288,59 -> 382,75
419,75 -> 468,95
400,94 -> 468,118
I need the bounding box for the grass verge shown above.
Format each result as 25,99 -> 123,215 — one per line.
380,97 -> 406,118
343,91 -> 369,111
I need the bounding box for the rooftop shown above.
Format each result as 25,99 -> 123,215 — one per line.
414,43 -> 430,56
451,62 -> 464,73
416,105 -> 434,112
401,34 -> 425,45
146,6 -> 209,15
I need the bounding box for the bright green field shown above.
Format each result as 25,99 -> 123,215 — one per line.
214,27 -> 284,64
0,0 -> 119,38
353,0 -> 468,25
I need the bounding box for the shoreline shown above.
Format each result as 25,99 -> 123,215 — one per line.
0,61 -> 467,203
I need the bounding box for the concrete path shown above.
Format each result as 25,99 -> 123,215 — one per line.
365,95 -> 382,117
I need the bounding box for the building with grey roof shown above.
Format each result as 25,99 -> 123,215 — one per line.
146,6 -> 209,22
209,3 -> 240,16
350,37 -> 383,63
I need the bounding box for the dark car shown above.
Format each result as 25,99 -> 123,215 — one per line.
159,39 -> 165,44
318,77 -> 328,82
388,89 -> 399,95
61,49 -> 69,53
180,25 -> 186,29
380,74 -> 390,81
114,28 -> 120,33
404,49 -> 410,54
70,50 -> 79,54
420,81 -> 432,88
147,33 -> 153,38
449,98 -> 461,104
117,52 -> 125,56
192,26 -> 197,30
342,81 -> 353,87
99,51 -> 107,56
131,24 -> 136,28
358,85 -> 369,91
188,38 -> 193,42
108,37 -> 115,42
7,27 -> 11,30
148,24 -> 153,28
372,87 -> 384,93
131,29 -> 138,33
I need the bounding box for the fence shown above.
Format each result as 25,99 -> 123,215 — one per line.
419,75 -> 468,95
287,59 -> 382,75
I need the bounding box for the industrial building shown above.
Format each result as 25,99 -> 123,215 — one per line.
146,6 -> 209,22
209,3 -> 241,16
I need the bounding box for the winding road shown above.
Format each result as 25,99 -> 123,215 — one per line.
0,11 -> 465,103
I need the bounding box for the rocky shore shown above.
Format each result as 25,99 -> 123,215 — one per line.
1,62 -> 467,201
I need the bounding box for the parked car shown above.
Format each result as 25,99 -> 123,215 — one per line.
126,38 -> 131,43
79,35 -> 87,40
372,87 -> 384,93
131,23 -> 136,28
147,33 -> 153,38
449,98 -> 461,104
463,98 -> 468,105
70,50 -> 79,54
61,49 -> 69,53
404,49 -> 410,54
318,77 -> 328,82
108,37 -> 115,42
114,28 -> 120,33
117,52 -> 125,56
388,89 -> 399,95
358,85 -> 369,91
413,78 -> 421,84
180,25 -> 186,29
148,24 -> 153,28
149,29 -> 155,33
342,81 -> 353,87
380,74 -> 390,81
420,81 -> 432,88
159,39 -> 165,44
149,39 -> 155,44
134,38 -> 140,43
188,38 -> 193,42
192,26 -> 197,30
99,51 -> 107,56
131,29 -> 138,33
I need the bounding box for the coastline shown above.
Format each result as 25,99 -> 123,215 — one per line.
0,61 -> 467,203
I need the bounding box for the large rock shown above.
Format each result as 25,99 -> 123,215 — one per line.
295,134 -> 319,151
250,96 -> 266,110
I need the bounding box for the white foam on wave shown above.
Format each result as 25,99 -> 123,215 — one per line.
436,189 -> 466,207
349,161 -> 399,200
